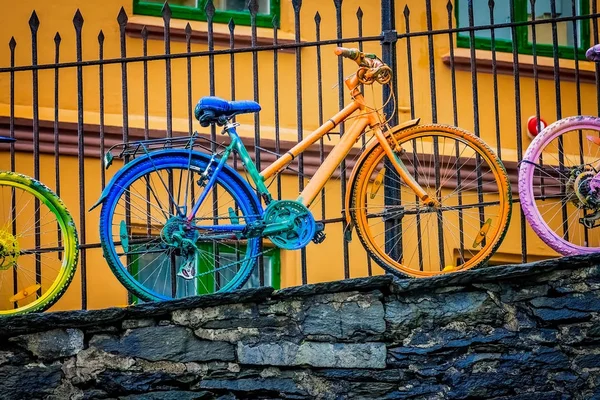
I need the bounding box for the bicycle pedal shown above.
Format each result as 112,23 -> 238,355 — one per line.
312,230 -> 326,244
312,222 -> 326,244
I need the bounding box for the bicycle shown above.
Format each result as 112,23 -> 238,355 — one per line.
92,47 -> 512,302
0,137 -> 79,316
517,45 -> 600,255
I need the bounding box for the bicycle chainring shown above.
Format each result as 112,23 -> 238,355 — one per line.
264,200 -> 316,250
0,230 -> 19,270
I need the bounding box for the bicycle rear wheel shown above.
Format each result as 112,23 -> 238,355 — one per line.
99,151 -> 262,302
0,172 -> 78,316
519,115 -> 600,255
350,124 -> 511,277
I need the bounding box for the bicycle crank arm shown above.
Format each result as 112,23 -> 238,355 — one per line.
262,220 -> 296,236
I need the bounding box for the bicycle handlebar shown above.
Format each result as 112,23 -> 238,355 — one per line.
334,47 -> 384,68
334,47 -> 392,85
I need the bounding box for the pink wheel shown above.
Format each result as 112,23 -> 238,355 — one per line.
519,115 -> 600,255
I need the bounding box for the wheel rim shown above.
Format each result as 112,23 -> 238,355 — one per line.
0,177 -> 76,315
521,120 -> 600,252
353,128 -> 510,277
103,161 -> 260,301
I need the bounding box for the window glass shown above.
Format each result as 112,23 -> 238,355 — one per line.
214,0 -> 270,13
457,1 -> 512,42
527,0 -> 581,48
144,0 -> 198,6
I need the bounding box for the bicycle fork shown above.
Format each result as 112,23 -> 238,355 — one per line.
372,126 -> 437,207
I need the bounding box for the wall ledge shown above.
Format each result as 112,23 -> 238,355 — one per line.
3,253 -> 600,338
442,48 -> 598,84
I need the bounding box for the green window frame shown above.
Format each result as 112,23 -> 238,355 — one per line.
455,0 -> 590,60
133,0 -> 280,28
129,243 -> 280,303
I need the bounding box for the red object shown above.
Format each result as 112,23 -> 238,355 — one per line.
527,116 -> 547,139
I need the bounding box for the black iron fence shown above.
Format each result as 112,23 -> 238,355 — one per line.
0,0 -> 599,309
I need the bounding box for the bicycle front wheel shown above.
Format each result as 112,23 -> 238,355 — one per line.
99,151 -> 262,302
0,172 -> 78,316
350,124 -> 511,277
519,115 -> 600,255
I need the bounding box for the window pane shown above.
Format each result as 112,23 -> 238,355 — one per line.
214,0 -> 270,13
144,0 -> 198,6
217,252 -> 274,288
527,0 -> 582,48
135,252 -> 198,298
457,1 -> 512,42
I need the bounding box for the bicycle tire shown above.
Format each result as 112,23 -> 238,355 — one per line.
350,124 -> 512,277
99,150 -> 262,302
0,171 -> 78,316
519,115 -> 600,255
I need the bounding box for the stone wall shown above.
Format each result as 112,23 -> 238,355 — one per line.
2,254 -> 600,399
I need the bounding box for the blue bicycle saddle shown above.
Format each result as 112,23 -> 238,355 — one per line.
194,96 -> 261,127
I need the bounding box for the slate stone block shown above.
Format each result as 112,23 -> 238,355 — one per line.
9,328 -> 83,360
302,295 -> 385,339
90,325 -> 234,362
237,341 -> 386,369
0,364 -> 63,400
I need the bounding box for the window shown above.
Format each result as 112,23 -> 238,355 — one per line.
129,242 -> 280,302
456,0 -> 590,59
133,0 -> 280,28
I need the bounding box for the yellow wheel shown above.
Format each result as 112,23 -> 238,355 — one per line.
350,124 -> 511,277
0,172 -> 78,316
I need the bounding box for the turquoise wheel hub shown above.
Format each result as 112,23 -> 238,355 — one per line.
264,200 -> 316,250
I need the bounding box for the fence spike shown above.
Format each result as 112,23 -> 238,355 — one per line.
29,11 -> 40,33
292,0 -> 301,12
447,0 -> 453,12
248,0 -> 258,15
185,22 -> 192,36
73,9 -> 84,30
205,0 -> 215,18
314,11 -> 321,24
8,37 -> 16,50
117,7 -> 128,26
403,4 -> 410,17
161,2 -> 172,20
55,32 -> 62,45
228,17 -> 235,32
333,0 -> 342,9
356,7 -> 363,19
272,15 -> 278,29
141,25 -> 148,39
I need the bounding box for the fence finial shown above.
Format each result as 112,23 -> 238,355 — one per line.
403,4 -> 410,17
292,0 -> 301,12
141,25 -> 148,39
73,9 -> 84,30
185,22 -> 192,36
205,0 -> 215,19
248,0 -> 258,15
161,2 -> 172,20
356,7 -> 363,19
272,15 -> 278,29
447,1 -> 453,12
314,11 -> 321,24
228,17 -> 235,32
55,32 -> 62,45
9,37 -> 16,50
29,11 -> 40,33
117,7 -> 128,27
333,0 -> 342,9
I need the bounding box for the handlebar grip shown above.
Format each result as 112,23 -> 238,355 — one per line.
334,47 -> 361,61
